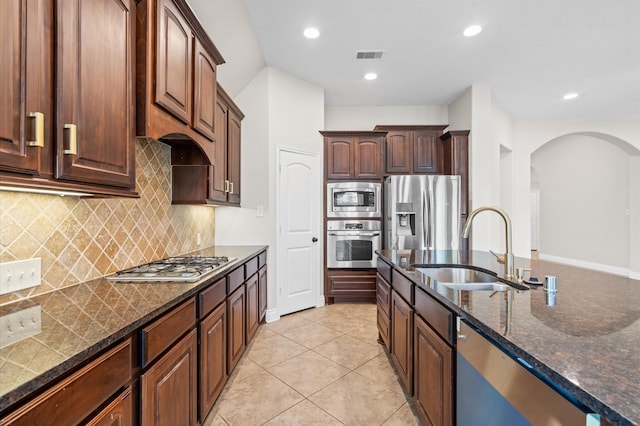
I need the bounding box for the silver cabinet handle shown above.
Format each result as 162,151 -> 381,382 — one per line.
63,124 -> 77,155
229,182 -> 234,194
28,112 -> 44,147
224,180 -> 229,193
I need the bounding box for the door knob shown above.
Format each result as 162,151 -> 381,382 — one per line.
312,237 -> 318,242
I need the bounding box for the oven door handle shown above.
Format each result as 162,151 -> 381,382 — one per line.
328,232 -> 381,237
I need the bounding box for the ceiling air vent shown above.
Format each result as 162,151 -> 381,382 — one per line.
356,51 -> 384,60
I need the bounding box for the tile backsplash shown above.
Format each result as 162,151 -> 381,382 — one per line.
0,138 -> 215,305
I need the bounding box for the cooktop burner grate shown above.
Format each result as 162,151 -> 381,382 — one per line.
108,256 -> 236,282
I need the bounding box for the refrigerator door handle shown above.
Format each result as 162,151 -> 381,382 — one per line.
422,190 -> 430,249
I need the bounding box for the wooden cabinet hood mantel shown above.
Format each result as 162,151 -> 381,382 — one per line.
136,0 -> 225,166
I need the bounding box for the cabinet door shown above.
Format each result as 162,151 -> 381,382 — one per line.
56,0 -> 135,188
210,97 -> 228,202
141,329 -> 197,426
227,284 -> 246,373
391,290 -> 414,393
0,0 -> 50,175
245,273 -> 259,343
326,272 -> 376,304
413,130 -> 441,174
227,110 -> 242,205
86,387 -> 133,426
155,0 -> 192,124
385,131 -> 412,174
193,38 -> 216,141
354,137 -> 382,179
258,265 -> 267,322
414,315 -> 452,426
199,303 -> 226,421
325,138 -> 353,179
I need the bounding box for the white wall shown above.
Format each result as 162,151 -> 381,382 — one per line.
531,134 -> 631,269
188,0 -> 265,97
324,105 -> 448,130
215,67 -> 325,314
512,121 -> 640,277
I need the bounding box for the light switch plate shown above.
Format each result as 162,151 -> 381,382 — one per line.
0,304 -> 42,348
0,258 -> 41,295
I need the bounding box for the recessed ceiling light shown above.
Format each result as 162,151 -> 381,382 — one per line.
364,73 -> 378,81
303,27 -> 320,39
463,25 -> 482,37
563,93 -> 579,100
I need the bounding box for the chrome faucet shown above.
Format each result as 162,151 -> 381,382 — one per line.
461,206 -> 515,281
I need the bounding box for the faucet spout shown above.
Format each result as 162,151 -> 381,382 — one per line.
461,206 -> 515,280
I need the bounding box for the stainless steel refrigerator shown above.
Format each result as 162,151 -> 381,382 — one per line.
384,175 -> 461,250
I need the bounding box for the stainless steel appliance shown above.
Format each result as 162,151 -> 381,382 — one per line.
327,182 -> 381,218
107,256 -> 236,282
457,320 -> 599,425
326,220 -> 381,268
384,175 -> 460,250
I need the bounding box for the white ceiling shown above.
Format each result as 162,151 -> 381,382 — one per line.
241,0 -> 640,121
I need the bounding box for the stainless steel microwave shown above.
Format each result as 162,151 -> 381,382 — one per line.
327,182 -> 381,218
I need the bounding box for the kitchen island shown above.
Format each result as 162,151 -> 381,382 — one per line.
0,245 -> 267,424
377,249 -> 640,426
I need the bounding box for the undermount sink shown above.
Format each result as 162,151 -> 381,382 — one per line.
415,267 -> 511,291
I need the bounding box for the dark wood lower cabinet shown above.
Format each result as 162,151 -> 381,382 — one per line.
227,283 -> 246,373
325,270 -> 376,303
86,387 -> 133,426
391,290 -> 414,393
258,264 -> 267,322
199,302 -> 227,422
414,315 -> 453,426
141,329 -> 197,426
246,273 -> 259,343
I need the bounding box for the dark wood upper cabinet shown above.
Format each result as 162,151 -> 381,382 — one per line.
155,0 -> 193,125
193,38 -> 217,141
374,125 -> 447,175
55,0 -> 136,189
0,0 -> 137,196
226,108 -> 242,204
0,0 -> 51,176
321,131 -> 386,180
210,96 -> 229,202
136,0 -> 224,165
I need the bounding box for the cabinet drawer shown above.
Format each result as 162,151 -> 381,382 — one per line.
377,258 -> 392,283
376,274 -> 391,316
414,287 -> 454,345
141,298 -> 196,367
0,339 -> 132,426
392,269 -> 413,304
377,304 -> 391,350
227,265 -> 245,294
245,256 -> 259,278
258,250 -> 267,267
199,277 -> 226,319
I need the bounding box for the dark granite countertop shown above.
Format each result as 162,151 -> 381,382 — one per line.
377,249 -> 640,426
0,245 -> 267,413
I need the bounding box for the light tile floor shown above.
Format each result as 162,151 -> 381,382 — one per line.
204,303 -> 422,426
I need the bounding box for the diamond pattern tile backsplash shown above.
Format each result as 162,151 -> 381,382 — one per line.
0,138 -> 215,305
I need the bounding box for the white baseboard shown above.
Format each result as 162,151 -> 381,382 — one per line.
265,308 -> 279,323
539,253 -> 639,280
317,295 -> 325,307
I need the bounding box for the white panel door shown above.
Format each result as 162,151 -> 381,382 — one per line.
277,148 -> 320,315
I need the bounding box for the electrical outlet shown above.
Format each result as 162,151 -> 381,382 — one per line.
196,233 -> 202,246
0,258 -> 41,295
0,304 -> 42,348
256,205 -> 264,217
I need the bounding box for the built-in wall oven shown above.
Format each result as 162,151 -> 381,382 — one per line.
327,182 -> 381,218
326,220 -> 381,268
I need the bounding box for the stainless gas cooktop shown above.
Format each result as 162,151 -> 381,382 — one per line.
107,256 -> 236,282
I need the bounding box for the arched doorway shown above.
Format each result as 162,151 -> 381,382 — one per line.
530,132 -> 639,275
